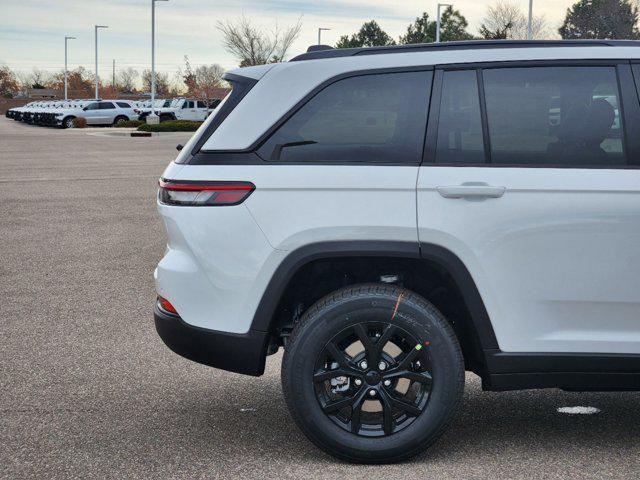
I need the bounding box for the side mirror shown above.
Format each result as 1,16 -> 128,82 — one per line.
83,107 -> 88,111
176,144 -> 184,151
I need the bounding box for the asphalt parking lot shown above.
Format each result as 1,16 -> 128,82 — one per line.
1,117 -> 640,479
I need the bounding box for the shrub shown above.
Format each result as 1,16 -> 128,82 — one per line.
72,117 -> 87,128
114,119 -> 144,128
137,120 -> 203,132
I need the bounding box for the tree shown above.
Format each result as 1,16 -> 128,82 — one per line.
47,67 -> 94,96
0,65 -> 19,98
438,6 -> 475,41
400,13 -> 435,44
142,69 -> 171,96
30,68 -> 50,89
117,67 -> 138,93
193,64 -> 225,101
336,20 -> 396,48
217,15 -> 302,66
398,8 -> 474,45
480,1 -> 549,39
560,0 -> 640,39
182,56 -> 197,94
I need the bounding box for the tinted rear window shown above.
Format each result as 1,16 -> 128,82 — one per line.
258,71 -> 433,163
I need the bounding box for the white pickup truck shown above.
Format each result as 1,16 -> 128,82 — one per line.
138,98 -> 211,122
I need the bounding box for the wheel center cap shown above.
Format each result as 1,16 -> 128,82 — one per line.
365,371 -> 381,385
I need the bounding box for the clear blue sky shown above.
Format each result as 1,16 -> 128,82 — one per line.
1,0 -> 574,76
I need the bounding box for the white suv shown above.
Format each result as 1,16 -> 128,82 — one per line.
139,98 -> 210,122
154,40 -> 640,463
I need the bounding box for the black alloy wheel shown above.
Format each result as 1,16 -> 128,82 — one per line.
314,321 -> 432,437
282,284 -> 465,463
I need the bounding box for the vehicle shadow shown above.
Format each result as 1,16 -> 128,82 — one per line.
157,357 -> 640,473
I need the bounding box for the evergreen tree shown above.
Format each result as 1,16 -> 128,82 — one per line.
559,0 -> 640,39
336,20 -> 396,48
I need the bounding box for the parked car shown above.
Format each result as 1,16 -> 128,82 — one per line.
55,100 -> 139,128
129,40 -> 640,462
138,98 -> 210,122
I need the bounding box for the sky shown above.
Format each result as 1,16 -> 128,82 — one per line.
1,0 -> 577,79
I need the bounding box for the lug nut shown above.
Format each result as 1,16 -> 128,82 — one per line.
354,379 -> 362,386
359,360 -> 368,370
369,389 -> 376,397
384,380 -> 392,387
378,361 -> 387,371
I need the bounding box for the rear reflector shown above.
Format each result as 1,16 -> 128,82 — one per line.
157,296 -> 178,315
158,179 -> 255,206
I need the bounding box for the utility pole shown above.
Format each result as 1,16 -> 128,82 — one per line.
64,36 -> 76,101
318,27 -> 331,45
436,3 -> 452,43
94,25 -> 108,100
112,59 -> 115,92
527,0 -> 534,40
149,0 -> 169,122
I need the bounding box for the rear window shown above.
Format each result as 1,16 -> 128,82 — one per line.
258,71 -> 432,164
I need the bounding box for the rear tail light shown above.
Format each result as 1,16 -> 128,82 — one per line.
134,108 -> 140,114
158,179 -> 255,206
157,295 -> 179,315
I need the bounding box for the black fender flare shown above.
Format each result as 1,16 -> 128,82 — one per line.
250,241 -> 498,354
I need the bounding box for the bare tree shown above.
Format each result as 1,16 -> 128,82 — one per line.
480,1 -> 549,39
142,69 -> 171,96
117,67 -> 139,92
29,68 -> 50,89
194,64 -> 226,100
216,15 -> 302,66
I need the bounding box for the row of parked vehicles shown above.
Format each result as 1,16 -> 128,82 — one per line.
5,97 -> 219,128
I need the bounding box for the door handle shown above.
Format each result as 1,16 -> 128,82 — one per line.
436,184 -> 506,199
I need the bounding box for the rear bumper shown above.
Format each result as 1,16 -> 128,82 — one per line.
154,304 -> 270,376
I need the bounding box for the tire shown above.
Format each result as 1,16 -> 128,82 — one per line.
62,116 -> 75,129
113,115 -> 128,126
282,283 -> 464,464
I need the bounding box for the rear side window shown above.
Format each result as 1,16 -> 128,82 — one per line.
483,66 -> 626,166
116,102 -> 131,108
259,71 -> 432,163
435,70 -> 485,164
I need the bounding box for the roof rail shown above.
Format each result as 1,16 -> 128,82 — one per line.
290,39 -> 640,62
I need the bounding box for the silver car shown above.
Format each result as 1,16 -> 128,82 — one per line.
79,100 -> 139,125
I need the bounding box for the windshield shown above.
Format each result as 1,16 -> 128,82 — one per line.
153,100 -> 165,107
170,99 -> 181,107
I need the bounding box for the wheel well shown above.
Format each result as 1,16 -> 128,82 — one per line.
267,255 -> 491,376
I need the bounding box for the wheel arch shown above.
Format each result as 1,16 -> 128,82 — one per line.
252,241 -> 498,375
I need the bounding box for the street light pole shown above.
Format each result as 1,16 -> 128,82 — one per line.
436,3 -> 452,43
94,25 -> 108,100
527,0 -> 534,40
64,36 -> 76,101
151,0 -> 169,118
318,27 -> 331,45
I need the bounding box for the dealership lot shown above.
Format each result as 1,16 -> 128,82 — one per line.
1,117 -> 640,479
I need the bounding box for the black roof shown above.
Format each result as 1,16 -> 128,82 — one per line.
290,39 -> 640,62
